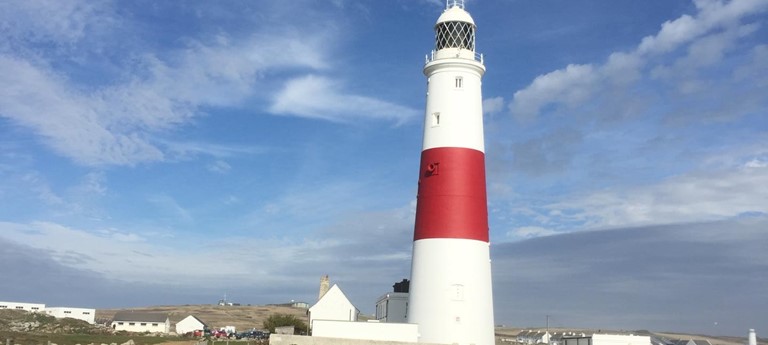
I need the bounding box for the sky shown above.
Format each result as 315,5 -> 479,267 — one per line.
0,0 -> 767,337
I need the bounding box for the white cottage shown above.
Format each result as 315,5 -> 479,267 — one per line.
112,311 -> 170,333
175,315 -> 207,335
308,284 -> 359,330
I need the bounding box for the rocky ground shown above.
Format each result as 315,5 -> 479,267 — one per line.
0,310 -> 109,334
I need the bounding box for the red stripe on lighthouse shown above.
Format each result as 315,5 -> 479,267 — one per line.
414,147 -> 489,242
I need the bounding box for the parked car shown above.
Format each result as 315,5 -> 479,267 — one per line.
234,330 -> 269,339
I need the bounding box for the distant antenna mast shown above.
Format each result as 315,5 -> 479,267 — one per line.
447,0 -> 465,9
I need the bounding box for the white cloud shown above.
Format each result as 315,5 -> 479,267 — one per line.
147,194 -> 194,224
0,200 -> 413,288
507,226 -> 557,239
638,0 -> 767,55
509,64 -> 597,121
509,0 -> 768,121
0,2 -> 415,166
0,0 -> 114,46
207,160 -> 232,174
21,172 -> 64,206
483,96 -> 504,115
0,56 -> 165,165
269,75 -> 419,123
745,158 -> 768,168
548,165 -> 768,229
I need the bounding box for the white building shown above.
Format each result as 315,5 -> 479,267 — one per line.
308,284 -> 359,330
112,311 -> 170,333
563,333 -> 652,345
0,301 -> 45,312
44,307 -> 96,324
517,330 -> 553,344
175,315 -> 207,335
375,292 -> 408,323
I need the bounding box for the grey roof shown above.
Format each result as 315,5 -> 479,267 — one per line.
113,311 -> 169,323
183,315 -> 207,326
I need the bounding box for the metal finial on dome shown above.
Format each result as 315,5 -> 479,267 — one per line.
446,0 -> 465,9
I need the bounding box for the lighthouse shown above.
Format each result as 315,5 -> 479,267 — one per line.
407,1 -> 495,345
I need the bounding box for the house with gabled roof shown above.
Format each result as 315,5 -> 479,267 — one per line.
308,284 -> 359,331
175,315 -> 207,335
111,311 -> 170,333
676,340 -> 712,345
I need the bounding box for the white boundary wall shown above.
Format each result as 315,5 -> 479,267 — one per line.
593,334 -> 652,345
311,320 -> 419,343
270,334 -> 448,345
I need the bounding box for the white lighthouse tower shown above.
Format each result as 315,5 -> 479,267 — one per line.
408,1 -> 495,345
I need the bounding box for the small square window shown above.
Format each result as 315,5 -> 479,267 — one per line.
141,323 -> 147,326
432,112 -> 441,126
152,323 -> 159,326
129,322 -> 135,326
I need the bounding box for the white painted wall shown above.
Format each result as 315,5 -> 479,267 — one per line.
375,292 -> 408,323
311,320 -> 419,343
309,284 -> 358,329
0,301 -> 45,312
408,239 -> 494,345
175,315 -> 206,334
45,307 -> 95,324
593,334 -> 652,345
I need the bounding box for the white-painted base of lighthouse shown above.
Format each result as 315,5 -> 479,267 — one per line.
409,239 -> 495,345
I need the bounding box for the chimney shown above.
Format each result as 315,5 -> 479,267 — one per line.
318,275 -> 330,300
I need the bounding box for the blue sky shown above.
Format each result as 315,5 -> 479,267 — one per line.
1,0 -> 767,337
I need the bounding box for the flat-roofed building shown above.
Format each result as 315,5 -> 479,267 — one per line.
45,307 -> 96,324
0,301 -> 45,312
112,311 -> 170,333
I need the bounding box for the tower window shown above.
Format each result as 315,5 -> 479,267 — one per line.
435,21 -> 475,50
455,76 -> 463,88
432,112 -> 441,126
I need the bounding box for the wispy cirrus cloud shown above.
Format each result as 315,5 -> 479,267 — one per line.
0,2 -> 416,167
269,75 -> 420,123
